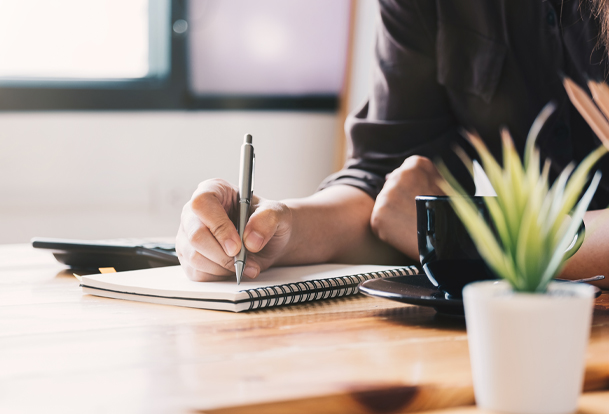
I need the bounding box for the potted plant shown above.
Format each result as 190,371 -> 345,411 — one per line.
437,79 -> 609,414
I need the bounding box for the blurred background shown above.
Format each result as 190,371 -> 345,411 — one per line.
0,0 -> 379,243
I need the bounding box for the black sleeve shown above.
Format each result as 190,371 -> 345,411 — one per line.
318,0 -> 474,199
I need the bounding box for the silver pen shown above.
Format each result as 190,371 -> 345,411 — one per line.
234,134 -> 255,284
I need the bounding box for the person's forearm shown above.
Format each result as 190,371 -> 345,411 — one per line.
275,185 -> 411,266
560,209 -> 609,289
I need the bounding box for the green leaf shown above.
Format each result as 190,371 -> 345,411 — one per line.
437,100 -> 607,292
468,132 -> 521,254
437,163 -> 518,285
542,162 -> 574,237
539,171 -> 602,289
558,145 -> 607,220
484,196 -> 512,257
525,103 -> 556,169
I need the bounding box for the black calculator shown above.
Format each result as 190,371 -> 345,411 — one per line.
32,237 -> 180,272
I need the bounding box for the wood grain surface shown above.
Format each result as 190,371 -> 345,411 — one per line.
1,244 -> 608,414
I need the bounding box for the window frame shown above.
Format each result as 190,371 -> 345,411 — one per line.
0,0 -> 338,112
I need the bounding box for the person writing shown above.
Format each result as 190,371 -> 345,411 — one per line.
177,0 -> 609,288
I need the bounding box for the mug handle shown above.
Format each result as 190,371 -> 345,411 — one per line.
563,221 -> 586,260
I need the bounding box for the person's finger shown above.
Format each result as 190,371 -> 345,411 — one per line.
176,225 -> 234,276
427,166 -> 446,195
190,193 -> 241,257
431,182 -> 446,195
178,222 -> 261,281
181,208 -> 236,271
243,201 -> 289,253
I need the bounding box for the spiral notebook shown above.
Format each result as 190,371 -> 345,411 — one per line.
80,263 -> 419,312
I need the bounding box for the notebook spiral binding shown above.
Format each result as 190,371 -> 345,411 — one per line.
244,265 -> 420,310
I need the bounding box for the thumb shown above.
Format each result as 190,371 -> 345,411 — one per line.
243,201 -> 289,253
192,193 -> 242,257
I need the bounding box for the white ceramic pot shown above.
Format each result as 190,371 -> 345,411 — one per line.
463,280 -> 595,414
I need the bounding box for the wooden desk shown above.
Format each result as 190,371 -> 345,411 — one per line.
1,244 -> 608,414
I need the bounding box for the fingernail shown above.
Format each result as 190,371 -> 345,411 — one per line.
224,239 -> 239,256
246,231 -> 264,251
244,265 -> 258,278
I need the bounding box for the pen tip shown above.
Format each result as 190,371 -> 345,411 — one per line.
235,261 -> 244,285
244,134 -> 252,144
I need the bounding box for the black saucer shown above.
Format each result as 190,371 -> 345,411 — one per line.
360,274 -> 465,316
359,275 -> 602,317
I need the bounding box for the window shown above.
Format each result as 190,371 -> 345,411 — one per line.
0,0 -> 168,83
0,0 -> 351,110
187,0 -> 350,109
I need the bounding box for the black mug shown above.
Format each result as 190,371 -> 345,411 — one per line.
415,195 -> 584,298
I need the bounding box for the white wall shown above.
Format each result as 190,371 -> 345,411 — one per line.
0,0 -> 379,244
0,111 -> 337,243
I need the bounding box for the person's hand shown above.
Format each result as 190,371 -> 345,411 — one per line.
176,179 -> 293,282
370,155 -> 444,259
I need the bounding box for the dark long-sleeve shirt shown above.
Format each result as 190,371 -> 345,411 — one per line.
320,0 -> 609,210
